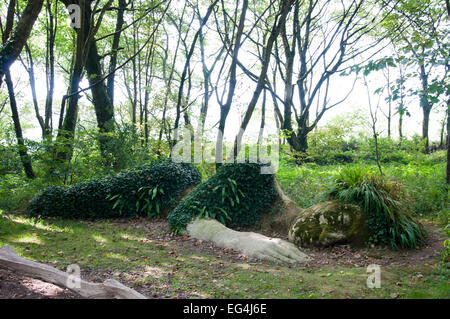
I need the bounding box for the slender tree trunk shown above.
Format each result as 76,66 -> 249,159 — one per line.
56,0 -> 88,162
5,70 -> 35,179
280,2 -> 298,152
0,0 -> 35,178
84,41 -> 116,161
57,65 -> 83,162
131,13 -> 138,133
422,106 -> 431,153
198,26 -> 211,134
258,89 -> 266,144
22,44 -> 45,138
44,0 -> 56,137
364,74 -> 383,176
446,98 -> 450,184
173,0 -> 219,154
215,0 -> 248,167
157,24 -> 181,157
445,1 -> 450,184
440,117 -> 446,149
419,64 -> 431,153
0,0 -> 45,87
399,110 -> 404,140
231,0 -> 293,159
385,67 -> 392,138
373,127 -> 383,176
106,0 -> 126,106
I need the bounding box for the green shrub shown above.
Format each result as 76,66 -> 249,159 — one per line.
168,163 -> 276,234
26,159 -> 201,219
329,166 -> 426,249
0,174 -> 48,212
0,145 -> 22,175
276,159 -> 332,208
387,163 -> 448,216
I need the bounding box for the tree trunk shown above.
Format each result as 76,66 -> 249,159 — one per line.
385,66 -> 392,139
399,111 -> 403,141
56,0 -> 89,161
23,44 -> 46,138
84,42 -> 116,162
231,0 -> 293,160
419,63 -> 431,153
215,0 -> 248,168
57,65 -> 83,162
44,0 -> 56,138
422,106 -> 431,153
294,129 -> 309,153
106,0 -> 127,106
5,70 -> 35,179
0,0 -> 45,87
0,246 -> 146,299
446,98 -> 450,184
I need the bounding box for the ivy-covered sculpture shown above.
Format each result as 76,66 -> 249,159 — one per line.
27,159 -> 201,219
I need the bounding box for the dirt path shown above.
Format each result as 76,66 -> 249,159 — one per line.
0,268 -> 79,299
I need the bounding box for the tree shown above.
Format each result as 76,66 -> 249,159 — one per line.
0,0 -> 45,87
270,0 -> 391,156
0,0 -> 36,178
231,0 -> 294,159
172,0 -> 219,155
382,0 -> 449,153
363,71 -> 383,175
213,0 -> 248,167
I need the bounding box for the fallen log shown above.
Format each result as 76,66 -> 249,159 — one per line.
0,245 -> 146,299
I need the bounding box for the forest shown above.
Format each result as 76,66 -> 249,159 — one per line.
0,0 -> 449,300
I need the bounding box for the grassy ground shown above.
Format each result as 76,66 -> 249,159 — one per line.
1,211 -> 448,299
1,158 -> 448,299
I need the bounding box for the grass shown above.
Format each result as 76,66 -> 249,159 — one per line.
276,160 -> 448,218
0,211 -> 448,299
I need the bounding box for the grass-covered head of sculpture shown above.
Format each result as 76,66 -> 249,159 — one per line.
168,163 -> 276,234
27,159 -> 201,219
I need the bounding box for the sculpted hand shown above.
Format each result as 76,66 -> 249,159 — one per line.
186,219 -> 311,264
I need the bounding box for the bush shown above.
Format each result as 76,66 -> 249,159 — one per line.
168,163 -> 276,234
0,145 -> 22,175
276,159 -> 333,208
26,159 -> 201,219
329,166 -> 426,249
0,175 -> 48,212
387,162 -> 447,216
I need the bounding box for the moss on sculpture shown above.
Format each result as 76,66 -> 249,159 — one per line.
288,200 -> 370,247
